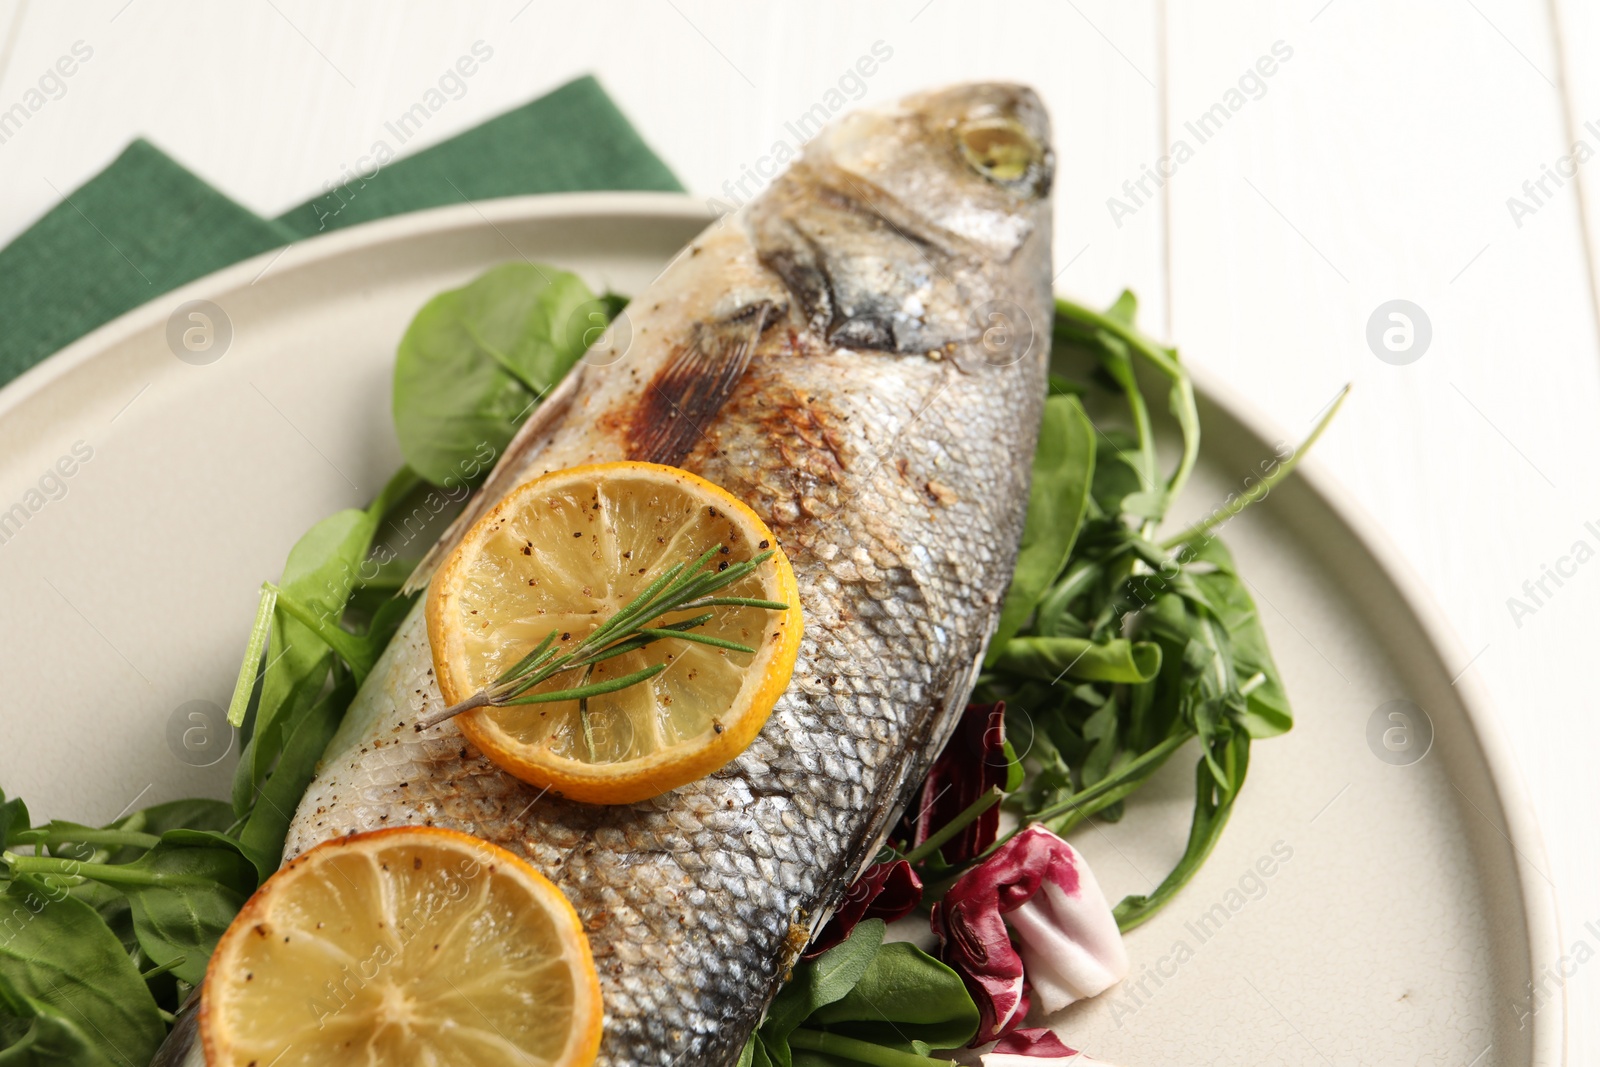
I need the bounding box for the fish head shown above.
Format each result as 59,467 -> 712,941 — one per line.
815,81 -> 1054,261
753,82 -> 1055,367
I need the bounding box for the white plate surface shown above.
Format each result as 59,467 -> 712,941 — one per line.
0,193 -> 1563,1065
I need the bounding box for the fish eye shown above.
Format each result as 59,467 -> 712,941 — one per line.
956,118 -> 1042,184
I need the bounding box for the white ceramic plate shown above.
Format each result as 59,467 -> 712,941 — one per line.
0,194 -> 1562,1065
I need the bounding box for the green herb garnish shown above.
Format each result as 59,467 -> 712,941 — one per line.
413,543 -> 788,731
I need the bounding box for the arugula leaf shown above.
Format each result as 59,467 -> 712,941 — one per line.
971,292 -> 1327,937
1115,728 -> 1250,929
786,1033 -> 943,1065
0,875 -> 164,1066
1183,541 -> 1292,738
1083,429 -> 1143,519
392,263 -> 599,486
1058,292 -> 1200,512
990,636 -> 1161,685
1085,329 -> 1157,502
988,395 -> 1095,661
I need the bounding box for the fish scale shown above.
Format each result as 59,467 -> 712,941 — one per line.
223,82 -> 1058,1067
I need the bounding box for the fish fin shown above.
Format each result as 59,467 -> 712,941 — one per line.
628,300 -> 780,466
399,365 -> 584,596
402,300 -> 781,595
759,242 -> 832,335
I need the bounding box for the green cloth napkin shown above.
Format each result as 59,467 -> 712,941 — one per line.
0,75 -> 681,387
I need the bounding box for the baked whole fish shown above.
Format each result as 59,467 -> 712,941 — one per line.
187,82 -> 1054,1066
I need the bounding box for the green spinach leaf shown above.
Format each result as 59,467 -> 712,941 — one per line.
803,942 -> 976,1051
113,846 -> 257,987
0,876 -> 164,1066
0,971 -> 120,1067
115,799 -> 233,839
392,263 -> 599,486
230,467 -> 417,814
751,922 -> 976,1067
236,673 -> 356,877
0,794 -> 26,856
759,920 -> 884,1067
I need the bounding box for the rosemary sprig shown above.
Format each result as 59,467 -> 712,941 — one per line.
413,545 -> 788,732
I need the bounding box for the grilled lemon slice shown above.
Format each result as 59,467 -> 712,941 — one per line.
428,461 -> 802,804
201,826 -> 603,1066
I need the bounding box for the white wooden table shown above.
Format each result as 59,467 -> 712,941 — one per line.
1,1 -> 1593,1059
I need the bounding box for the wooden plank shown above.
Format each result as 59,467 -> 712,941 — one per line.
1548,0 -> 1600,350
1163,0 -> 1596,1060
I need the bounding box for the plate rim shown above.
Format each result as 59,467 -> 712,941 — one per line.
0,190 -> 1564,1061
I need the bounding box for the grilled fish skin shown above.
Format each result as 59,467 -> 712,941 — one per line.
229,83 -> 1051,1067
